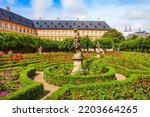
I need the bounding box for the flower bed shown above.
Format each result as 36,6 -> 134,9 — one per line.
44,59 -> 116,86
0,67 -> 44,100
46,74 -> 150,100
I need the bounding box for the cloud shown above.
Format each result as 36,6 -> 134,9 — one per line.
125,8 -> 150,20
60,0 -> 88,19
31,0 -> 53,18
1,0 -> 150,33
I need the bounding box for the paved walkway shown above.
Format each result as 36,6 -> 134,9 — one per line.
33,71 -> 59,100
115,73 -> 126,81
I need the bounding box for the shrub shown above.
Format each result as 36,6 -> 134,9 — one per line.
0,67 -> 44,100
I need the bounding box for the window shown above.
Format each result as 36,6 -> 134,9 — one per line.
0,10 -> 2,14
74,23 -> 76,25
90,23 -> 92,25
55,25 -> 57,28
36,22 -> 39,25
86,26 -> 88,28
82,23 -> 84,25
66,23 -> 68,25
47,25 -> 50,27
51,22 -> 54,25
104,26 -> 106,28
95,26 -> 97,28
0,22 -> 2,28
40,25 -> 42,28
61,25 -> 64,28
98,23 -> 100,25
44,22 -> 47,25
70,25 -> 72,28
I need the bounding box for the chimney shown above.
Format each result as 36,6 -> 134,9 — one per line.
6,6 -> 10,11
39,17 -> 42,20
76,18 -> 79,21
57,17 -> 60,20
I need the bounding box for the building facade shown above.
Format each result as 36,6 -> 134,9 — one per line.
0,7 -> 111,40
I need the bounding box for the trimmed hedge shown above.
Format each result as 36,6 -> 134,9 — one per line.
0,67 -> 44,100
28,62 -> 49,71
44,63 -> 116,86
46,74 -> 150,100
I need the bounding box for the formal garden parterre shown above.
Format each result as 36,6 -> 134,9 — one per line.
0,30 -> 150,100
0,51 -> 150,100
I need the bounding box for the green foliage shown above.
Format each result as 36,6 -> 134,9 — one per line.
0,67 -> 44,100
44,61 -> 116,86
0,32 -> 59,53
120,37 -> 150,52
94,37 -> 113,49
80,36 -> 92,51
45,52 -> 150,100
102,29 -> 125,43
58,38 -> 74,51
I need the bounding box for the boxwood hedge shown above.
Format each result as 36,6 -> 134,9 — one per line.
0,67 -> 44,100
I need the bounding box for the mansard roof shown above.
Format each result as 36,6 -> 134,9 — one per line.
33,20 -> 111,30
0,7 -> 111,30
0,8 -> 34,28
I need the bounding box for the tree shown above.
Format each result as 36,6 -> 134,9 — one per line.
80,35 -> 91,52
94,37 -> 113,49
59,38 -> 74,51
103,29 -> 125,43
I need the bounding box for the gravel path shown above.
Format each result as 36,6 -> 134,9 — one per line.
115,73 -> 126,81
33,71 -> 59,100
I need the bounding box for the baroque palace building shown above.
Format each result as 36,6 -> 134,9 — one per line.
0,7 -> 111,40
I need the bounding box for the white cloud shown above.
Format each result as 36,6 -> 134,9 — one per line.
1,0 -> 150,33
125,8 -> 150,20
31,0 -> 53,19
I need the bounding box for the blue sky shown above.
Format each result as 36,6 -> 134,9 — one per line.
0,0 -> 150,33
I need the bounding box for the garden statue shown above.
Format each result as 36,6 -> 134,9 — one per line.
96,42 -> 101,58
73,29 -> 82,56
71,29 -> 83,75
38,46 -> 43,54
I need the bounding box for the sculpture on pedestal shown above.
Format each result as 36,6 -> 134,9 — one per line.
71,29 -> 83,75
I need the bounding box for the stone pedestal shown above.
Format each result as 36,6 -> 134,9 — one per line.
71,53 -> 83,75
96,52 -> 101,58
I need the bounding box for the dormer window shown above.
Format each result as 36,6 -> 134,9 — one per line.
51,22 -> 54,25
36,22 -> 39,25
74,23 -> 76,25
47,25 -> 50,27
104,26 -> 106,28
90,23 -> 92,25
61,25 -> 64,28
78,25 -> 80,28
70,25 -> 72,28
40,25 -> 42,27
86,26 -> 88,28
82,23 -> 84,25
55,25 -> 57,28
44,22 -> 47,25
66,23 -> 68,25
98,23 -> 100,25
95,26 -> 97,28
59,23 -> 61,25
0,10 -> 2,13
